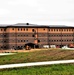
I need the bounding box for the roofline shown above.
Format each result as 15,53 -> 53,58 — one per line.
0,23 -> 74,28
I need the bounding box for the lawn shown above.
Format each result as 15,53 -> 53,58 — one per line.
0,64 -> 74,75
0,49 -> 74,65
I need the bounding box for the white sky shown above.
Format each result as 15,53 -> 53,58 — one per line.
0,0 -> 74,26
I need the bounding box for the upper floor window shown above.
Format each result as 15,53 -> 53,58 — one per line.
18,28 -> 19,31
21,28 -> 22,31
4,29 -> 6,31
56,29 -> 58,31
1,29 -> 2,31
51,29 -> 53,31
12,28 -> 14,30
26,28 -> 28,31
43,28 -> 45,30
32,29 -> 35,32
54,29 -> 55,31
24,28 -> 25,31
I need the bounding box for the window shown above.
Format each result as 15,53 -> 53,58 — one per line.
67,29 -> 68,31
18,28 -> 19,31
69,29 -> 70,31
54,29 -> 55,31
26,35 -> 28,36
38,40 -> 40,43
18,40 -> 20,42
13,46 -> 14,48
4,29 -> 6,31
26,28 -> 28,31
1,29 -> 2,31
12,28 -> 14,30
24,28 -> 25,31
64,29 -> 66,31
32,29 -> 34,32
61,29 -> 63,31
56,29 -> 58,31
32,35 -> 35,37
21,40 -> 23,42
18,35 -> 20,36
4,41 -> 6,43
43,28 -> 45,30
51,29 -> 53,31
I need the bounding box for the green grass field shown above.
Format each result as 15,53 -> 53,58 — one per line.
0,64 -> 74,75
0,49 -> 74,65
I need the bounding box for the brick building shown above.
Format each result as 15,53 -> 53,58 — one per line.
0,23 -> 74,50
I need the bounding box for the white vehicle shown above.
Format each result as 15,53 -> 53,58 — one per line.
50,45 -> 56,48
62,45 -> 74,50
43,45 -> 49,48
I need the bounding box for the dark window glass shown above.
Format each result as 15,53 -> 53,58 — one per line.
32,35 -> 35,37
26,28 -> 28,31
1,29 -> 2,31
51,29 -> 53,31
32,29 -> 34,32
18,28 -> 19,31
43,28 -> 45,30
38,40 -> 40,43
21,40 -> 22,42
26,35 -> 28,36
12,28 -> 14,30
57,29 -> 58,31
4,29 -> 6,31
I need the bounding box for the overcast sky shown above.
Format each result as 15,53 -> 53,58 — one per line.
0,0 -> 74,26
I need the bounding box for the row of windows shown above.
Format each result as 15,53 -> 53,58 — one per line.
4,34 -> 74,37
0,28 -> 74,32
49,35 -> 74,37
0,33 -> 73,37
12,28 -> 46,31
9,34 -> 46,37
0,40 -> 7,43
0,29 -> 6,31
49,29 -> 74,31
13,28 -> 74,32
0,39 -> 73,43
49,40 -> 74,42
0,39 -> 47,43
17,40 -> 28,42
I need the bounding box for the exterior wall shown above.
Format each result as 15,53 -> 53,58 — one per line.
0,26 -> 74,50
49,28 -> 74,47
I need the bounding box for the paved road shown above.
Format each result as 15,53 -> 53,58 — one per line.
0,60 -> 74,69
0,53 -> 16,56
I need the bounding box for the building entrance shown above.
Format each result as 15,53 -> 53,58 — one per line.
24,43 -> 39,49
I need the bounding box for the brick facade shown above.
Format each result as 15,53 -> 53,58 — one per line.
0,23 -> 74,50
